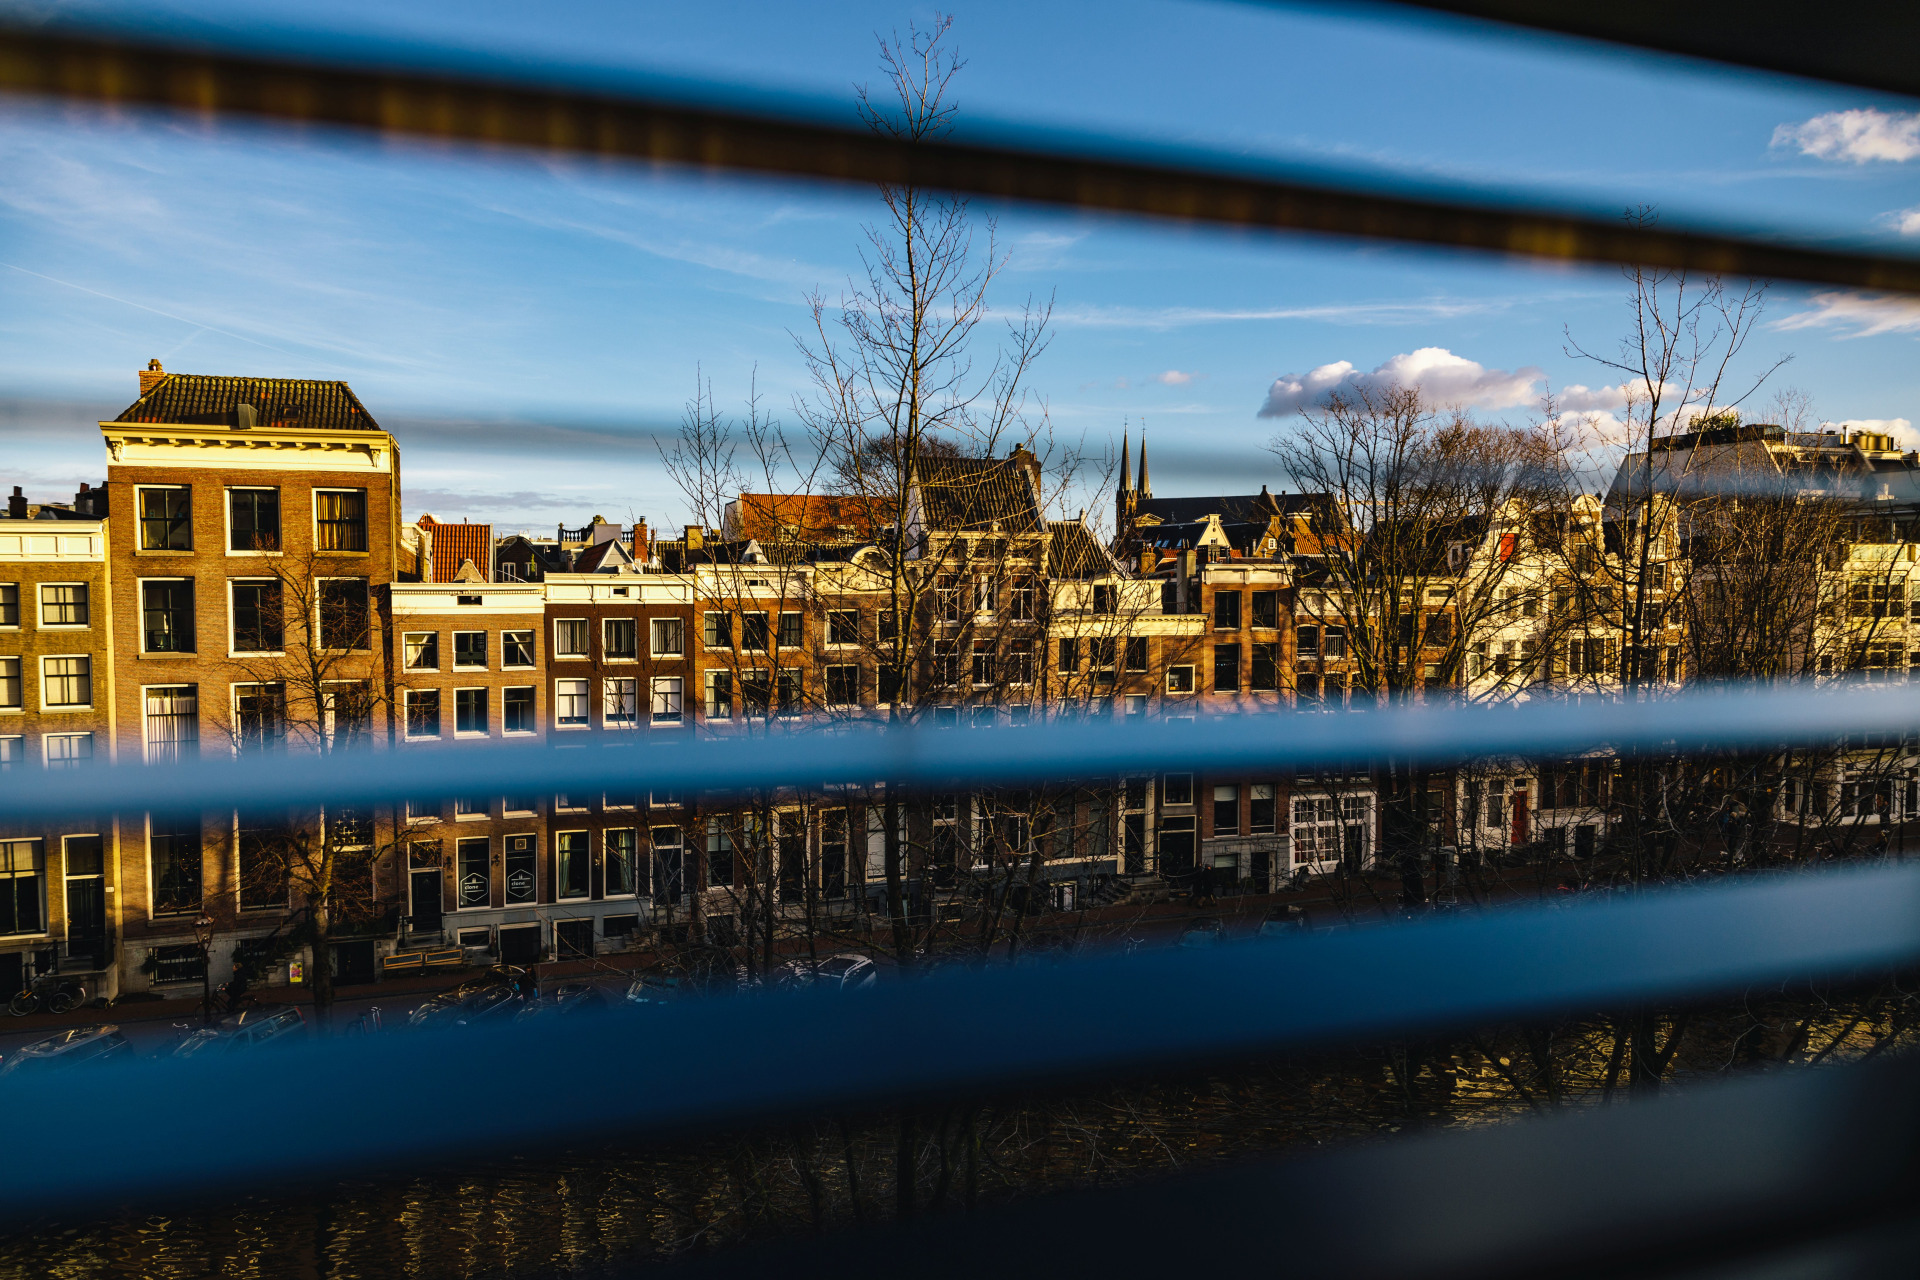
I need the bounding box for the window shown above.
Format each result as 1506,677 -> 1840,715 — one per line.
406,797 -> 440,823
238,820 -> 288,909
1125,637 -> 1148,672
44,733 -> 92,768
778,611 -> 803,649
707,820 -> 735,888
1164,774 -> 1193,806
404,631 -> 439,670
230,579 -> 283,653
150,817 -> 202,914
604,617 -> 638,660
606,828 -> 637,896
457,837 -> 490,908
227,487 -> 280,552
555,679 -> 589,727
605,677 -> 639,727
314,488 -> 368,552
827,664 -> 860,706
234,683 -> 286,752
936,577 -> 961,622
1058,638 -> 1080,672
1297,625 -> 1318,657
142,687 -> 198,767
138,579 -> 195,653
554,618 -> 588,658
828,609 -> 859,646
651,676 -> 684,724
406,689 -> 441,738
1215,590 -> 1241,630
1250,783 -> 1277,834
1093,584 -> 1118,615
651,617 -> 684,656
504,834 -> 537,904
0,583 -> 15,627
1251,643 -> 1279,692
1091,638 -> 1117,673
1124,694 -> 1147,716
1214,785 -> 1240,836
0,737 -> 22,770
0,840 -> 44,936
318,579 -> 370,650
503,630 -> 535,667
138,486 -> 191,551
39,583 -> 88,627
504,686 -> 535,733
879,607 -> 899,642
1009,576 -> 1035,621
0,657 -> 17,711
1161,580 -> 1180,614
1251,590 -> 1279,629
456,687 -> 489,734
43,656 -> 92,708
706,670 -> 734,719
972,639 -> 997,687
557,832 -> 590,899
1007,640 -> 1035,685
452,794 -> 488,820
742,612 -> 770,651
453,631 -> 488,668
1215,643 -> 1242,692
1323,627 -> 1347,659
933,642 -> 959,688
703,611 -> 731,648
777,670 -> 802,715
503,794 -> 538,815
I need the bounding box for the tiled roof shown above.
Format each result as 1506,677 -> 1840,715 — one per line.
112,374 -> 381,431
730,493 -> 888,542
419,519 -> 492,583
1134,491 -> 1281,526
1047,521 -> 1117,579
917,455 -> 1042,533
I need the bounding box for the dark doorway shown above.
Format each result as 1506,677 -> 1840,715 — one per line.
334,939 -> 376,986
1511,790 -> 1531,846
1158,818 -> 1196,876
778,833 -> 806,904
499,925 -> 542,966
1575,824 -> 1597,859
555,919 -> 594,959
0,952 -> 21,1000
410,869 -> 444,934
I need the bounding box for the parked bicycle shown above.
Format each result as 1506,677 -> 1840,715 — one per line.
8,975 -> 88,1017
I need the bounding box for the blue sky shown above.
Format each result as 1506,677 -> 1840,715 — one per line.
5,0 -> 1920,531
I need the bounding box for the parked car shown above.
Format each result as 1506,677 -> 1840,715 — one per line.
513,981 -> 609,1021
772,954 -> 878,992
1178,918 -> 1226,949
170,1005 -> 308,1058
407,981 -> 530,1029
0,1024 -> 133,1078
1257,907 -> 1308,938
623,974 -> 686,1006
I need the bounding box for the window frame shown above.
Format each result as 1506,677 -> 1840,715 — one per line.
604,676 -> 640,729
603,616 -> 639,662
37,582 -> 90,629
650,616 -> 685,657
501,629 -> 535,668
228,578 -> 284,656
403,631 -> 440,672
314,577 -> 371,652
454,686 -> 490,736
452,629 -> 489,670
0,582 -> 17,629
0,656 -> 19,713
503,685 -> 537,734
138,577 -> 197,655
40,655 -> 92,711
553,618 -> 589,660
404,688 -> 443,740
136,485 -> 193,552
312,487 -> 370,554
650,675 -> 685,726
827,609 -> 860,647
225,486 -> 282,554
554,677 -> 590,729
42,732 -> 93,769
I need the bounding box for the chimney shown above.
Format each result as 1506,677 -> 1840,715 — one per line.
232,402 -> 257,430
138,358 -> 168,396
6,486 -> 24,518
684,524 -> 704,551
1140,549 -> 1156,575
591,516 -> 618,545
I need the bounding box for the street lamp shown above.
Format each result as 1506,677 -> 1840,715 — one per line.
191,913 -> 215,1025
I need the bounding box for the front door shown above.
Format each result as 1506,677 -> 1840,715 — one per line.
334,939 -> 376,986
410,869 -> 444,934
1511,789 -> 1531,846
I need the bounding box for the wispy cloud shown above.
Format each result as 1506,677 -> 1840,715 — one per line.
1771,109 -> 1920,163
1052,297 -> 1507,332
1774,291 -> 1920,337
1258,347 -> 1541,418
1155,369 -> 1195,385
1886,205 -> 1920,236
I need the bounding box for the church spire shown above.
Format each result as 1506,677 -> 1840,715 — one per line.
1138,430 -> 1151,498
1118,428 -> 1132,494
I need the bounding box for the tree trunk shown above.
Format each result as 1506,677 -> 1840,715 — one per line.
310,899 -> 334,1032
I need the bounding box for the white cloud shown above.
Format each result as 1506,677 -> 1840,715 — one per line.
1774,291 -> 1920,337
1258,347 -> 1542,418
1771,109 -> 1920,163
1832,417 -> 1920,450
1887,205 -> 1920,236
1155,370 -> 1194,385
